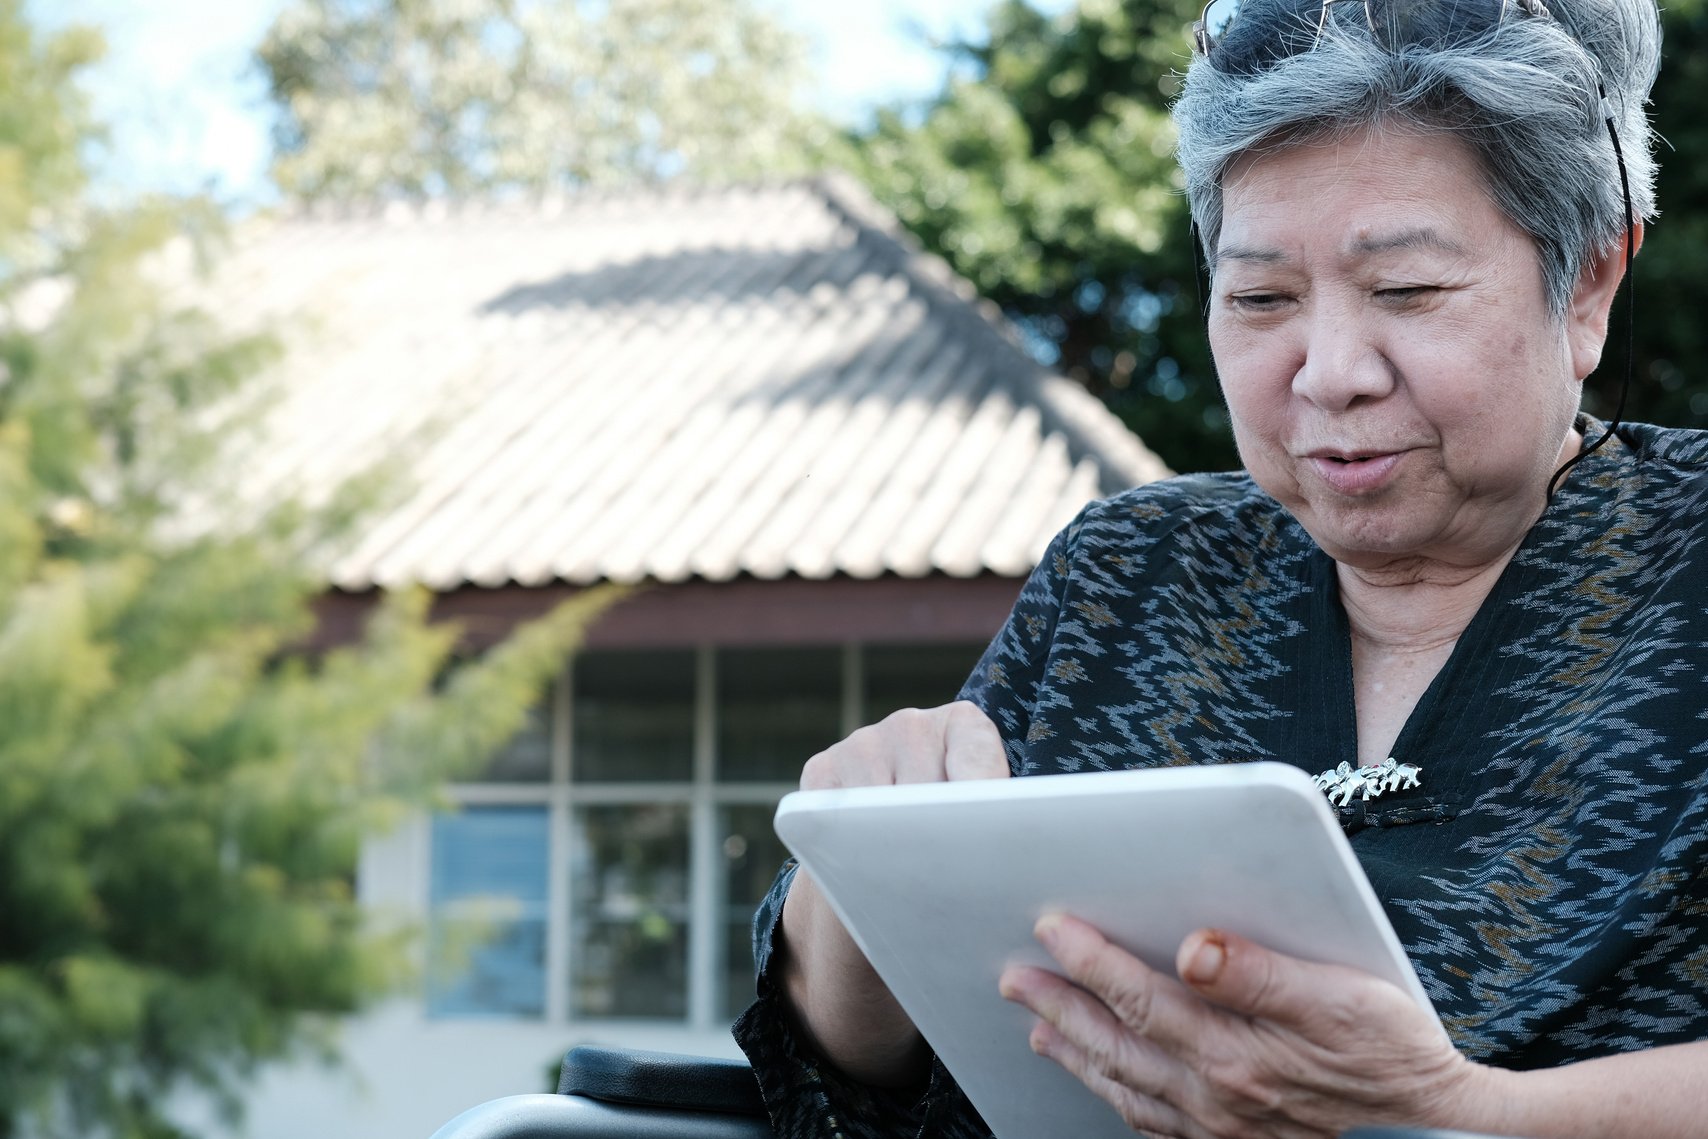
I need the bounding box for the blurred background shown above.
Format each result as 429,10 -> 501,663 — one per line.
3,0 -> 1707,1135
32,0 -> 1059,203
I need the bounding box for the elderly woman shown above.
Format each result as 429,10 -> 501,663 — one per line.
734,0 -> 1708,1134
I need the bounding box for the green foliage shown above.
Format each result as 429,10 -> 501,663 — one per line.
1628,0 -> 1708,430
259,0 -> 821,201
0,5 -> 621,1136
838,0 -> 1230,473
842,0 -> 1708,474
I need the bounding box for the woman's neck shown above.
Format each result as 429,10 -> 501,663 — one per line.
1336,548 -> 1518,653
1337,551 -> 1520,766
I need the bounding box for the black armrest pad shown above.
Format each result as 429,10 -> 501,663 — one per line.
557,1046 -> 767,1118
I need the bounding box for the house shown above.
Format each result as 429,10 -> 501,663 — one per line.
208,176 -> 1169,1138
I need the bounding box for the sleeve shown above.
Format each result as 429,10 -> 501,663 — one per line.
731,860 -> 992,1139
958,504 -> 1092,774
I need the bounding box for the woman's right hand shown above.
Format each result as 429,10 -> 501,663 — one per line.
779,701 -> 1010,1086
798,699 -> 1012,790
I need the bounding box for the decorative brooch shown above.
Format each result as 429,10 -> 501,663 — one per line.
1312,757 -> 1422,808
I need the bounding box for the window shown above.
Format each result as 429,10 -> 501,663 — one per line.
863,643 -> 988,724
570,802 -> 690,1018
718,648 -> 843,782
426,642 -> 984,1026
719,802 -> 792,1017
426,806 -> 549,1017
575,649 -> 695,783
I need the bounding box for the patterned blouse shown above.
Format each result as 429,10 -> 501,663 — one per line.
733,419 -> 1708,1138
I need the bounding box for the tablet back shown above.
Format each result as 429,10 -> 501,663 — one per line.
773,761 -> 1436,1139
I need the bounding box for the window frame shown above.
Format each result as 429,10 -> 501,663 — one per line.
434,641 -> 979,1029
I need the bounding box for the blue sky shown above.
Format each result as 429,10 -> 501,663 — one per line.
29,0 -> 1070,209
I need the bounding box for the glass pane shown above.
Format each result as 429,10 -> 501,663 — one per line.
717,647 -> 842,782
426,806 -> 549,1018
862,644 -> 985,726
476,696 -> 553,782
720,803 -> 792,1020
573,650 -> 694,783
570,803 -> 690,1019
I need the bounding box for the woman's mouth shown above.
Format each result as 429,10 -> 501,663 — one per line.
1308,451 -> 1404,494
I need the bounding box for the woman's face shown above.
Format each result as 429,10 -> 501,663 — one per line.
1209,125 -> 1609,575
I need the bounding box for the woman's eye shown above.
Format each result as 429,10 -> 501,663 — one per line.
1230,292 -> 1288,310
1376,285 -> 1436,302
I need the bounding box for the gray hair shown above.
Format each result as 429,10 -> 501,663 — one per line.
1173,0 -> 1662,316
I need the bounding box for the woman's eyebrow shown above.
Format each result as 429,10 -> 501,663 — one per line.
1350,227 -> 1470,256
1215,227 -> 1468,266
1215,243 -> 1289,265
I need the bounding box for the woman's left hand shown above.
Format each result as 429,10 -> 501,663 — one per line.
998,915 -> 1494,1139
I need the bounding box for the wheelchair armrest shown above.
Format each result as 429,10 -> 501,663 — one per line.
428,1093 -> 773,1139
557,1045 -> 767,1119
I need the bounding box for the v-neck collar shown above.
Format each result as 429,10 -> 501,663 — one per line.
1309,541 -> 1551,829
1294,421 -> 1628,831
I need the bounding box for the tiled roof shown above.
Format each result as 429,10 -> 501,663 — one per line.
216,175 -> 1170,590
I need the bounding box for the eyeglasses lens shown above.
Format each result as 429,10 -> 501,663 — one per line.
1365,0 -> 1511,51
1199,0 -> 1328,72
1201,0 -> 1242,44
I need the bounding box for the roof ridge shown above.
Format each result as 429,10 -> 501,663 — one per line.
273,176 -> 832,226
809,171 -> 1016,346
809,171 -> 1170,492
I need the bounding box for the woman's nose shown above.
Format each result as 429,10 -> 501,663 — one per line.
1290,314 -> 1395,411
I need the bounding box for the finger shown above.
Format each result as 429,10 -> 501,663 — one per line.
999,964 -> 1189,1106
799,702 -> 1007,790
799,732 -> 896,789
1175,928 -> 1417,1040
1034,914 -> 1211,1053
1027,1019 -> 1204,1139
800,707 -> 948,788
889,707 -> 956,784
941,701 -> 1009,781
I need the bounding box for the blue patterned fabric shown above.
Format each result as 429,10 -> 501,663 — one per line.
734,419 -> 1708,1136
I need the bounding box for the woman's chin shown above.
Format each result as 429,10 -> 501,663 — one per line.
1295,508 -> 1447,570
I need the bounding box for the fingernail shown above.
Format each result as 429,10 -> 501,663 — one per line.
1034,913 -> 1063,949
1185,933 -> 1226,985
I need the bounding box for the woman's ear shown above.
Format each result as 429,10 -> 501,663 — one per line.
1568,221 -> 1645,382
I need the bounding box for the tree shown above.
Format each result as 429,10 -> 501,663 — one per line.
837,0 -> 1229,473
1630,0 -> 1708,432
259,0 -> 817,201
0,5 -> 614,1136
840,0 -> 1708,474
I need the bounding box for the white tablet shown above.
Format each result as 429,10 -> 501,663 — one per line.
772,761 -> 1439,1139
